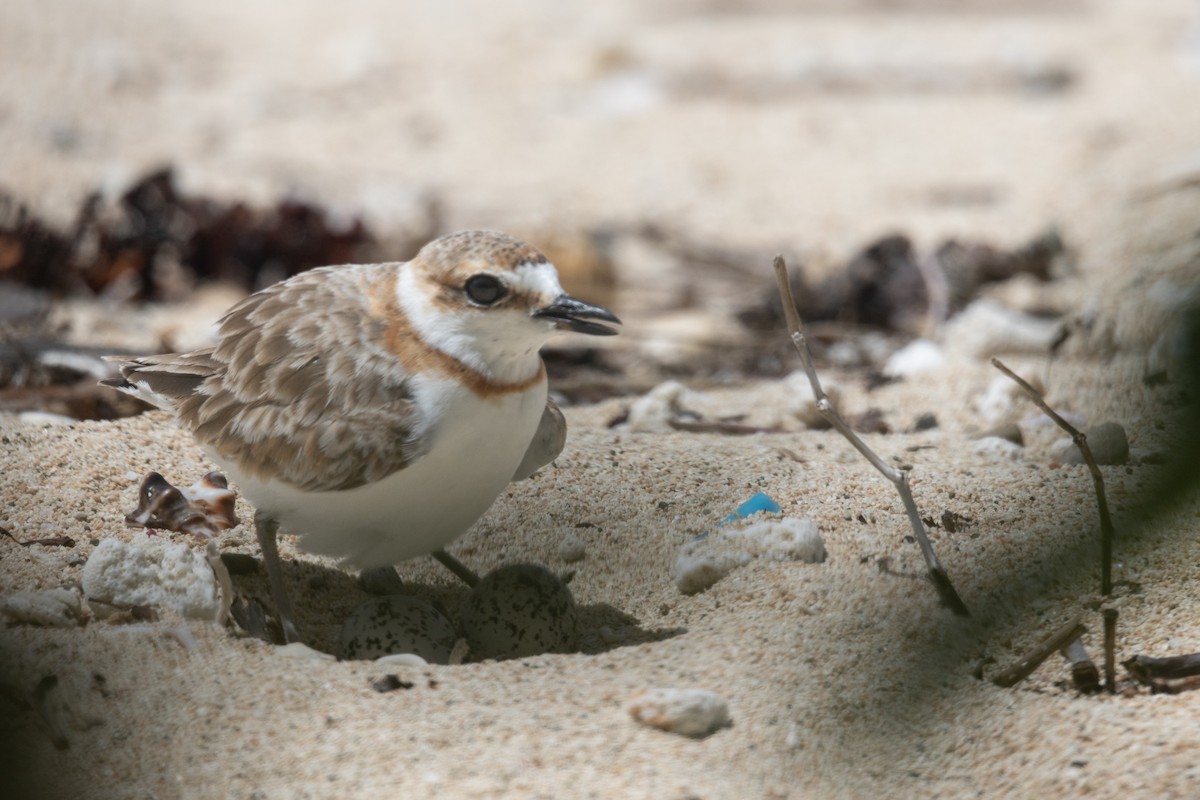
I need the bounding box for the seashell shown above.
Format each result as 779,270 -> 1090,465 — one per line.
124,471 -> 238,539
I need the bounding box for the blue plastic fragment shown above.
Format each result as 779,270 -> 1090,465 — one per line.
691,492 -> 783,543
721,491 -> 781,525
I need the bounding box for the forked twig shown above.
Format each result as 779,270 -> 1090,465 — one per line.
991,357 -> 1120,690
989,358 -> 1115,596
774,255 -> 969,616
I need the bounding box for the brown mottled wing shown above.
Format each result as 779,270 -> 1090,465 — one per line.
110,264 -> 427,492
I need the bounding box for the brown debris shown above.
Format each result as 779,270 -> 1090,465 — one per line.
740,229 -> 1065,336
372,675 -> 416,693
229,594 -> 275,645
0,167 -> 378,301
17,535 -> 76,548
1123,652 -> 1200,684
991,616 -> 1086,688
124,471 -> 238,539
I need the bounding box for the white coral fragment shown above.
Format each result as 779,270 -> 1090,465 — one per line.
82,537 -> 224,621
674,517 -> 826,595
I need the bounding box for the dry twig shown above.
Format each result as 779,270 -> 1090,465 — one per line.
1124,652 -> 1200,684
991,357 -> 1121,690
990,358 -> 1115,596
774,255 -> 968,616
1103,608 -> 1118,693
992,616 -> 1086,688
1149,675 -> 1200,695
433,549 -> 480,588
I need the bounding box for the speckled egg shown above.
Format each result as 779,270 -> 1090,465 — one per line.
460,564 -> 578,660
338,595 -> 457,663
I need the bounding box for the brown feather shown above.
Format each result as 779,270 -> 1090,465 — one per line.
110,264 -> 428,492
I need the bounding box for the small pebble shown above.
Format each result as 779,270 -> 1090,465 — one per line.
976,373 -> 1044,426
625,381 -> 691,433
460,564 -> 578,660
975,422 -> 1024,446
913,412 -> 939,431
558,534 -> 586,563
882,339 -> 945,377
1055,422 -> 1129,466
18,411 -> 76,427
339,596 -> 457,663
972,436 -> 1024,462
375,653 -> 429,668
624,687 -> 731,738
944,299 -> 1063,358
276,642 -> 336,661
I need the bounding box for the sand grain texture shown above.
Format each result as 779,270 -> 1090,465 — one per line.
2,1 -> 1200,797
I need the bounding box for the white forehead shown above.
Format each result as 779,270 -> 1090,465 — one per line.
510,260 -> 564,299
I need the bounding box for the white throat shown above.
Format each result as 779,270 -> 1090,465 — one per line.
397,262 -> 554,384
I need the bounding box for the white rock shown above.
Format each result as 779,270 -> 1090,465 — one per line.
276,642 -> 336,661
375,653 -> 429,668
972,436 -> 1024,462
0,587 -> 84,627
558,534 -> 586,563
1048,437 -> 1077,463
18,411 -> 76,427
674,517 -> 825,595
82,537 -> 224,621
944,299 -> 1063,358
625,688 -> 731,738
626,381 -> 690,433
784,371 -> 841,427
883,339 -> 945,378
975,373 -> 1044,427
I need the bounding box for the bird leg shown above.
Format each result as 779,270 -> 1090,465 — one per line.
432,549 -> 480,588
254,510 -> 300,644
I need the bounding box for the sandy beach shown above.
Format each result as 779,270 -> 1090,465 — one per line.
2,1 -> 1199,797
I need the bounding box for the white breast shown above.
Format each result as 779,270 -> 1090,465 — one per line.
217,376 -> 548,569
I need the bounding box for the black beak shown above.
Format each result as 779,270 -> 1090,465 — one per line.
533,295 -> 621,336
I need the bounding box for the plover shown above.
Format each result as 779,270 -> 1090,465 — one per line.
104,230 -> 619,642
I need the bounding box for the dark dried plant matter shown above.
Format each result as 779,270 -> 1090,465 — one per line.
739,229 -> 1066,336
0,167 -> 382,300
0,167 -> 395,420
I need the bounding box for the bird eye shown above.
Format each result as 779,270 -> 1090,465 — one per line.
464,274 -> 507,305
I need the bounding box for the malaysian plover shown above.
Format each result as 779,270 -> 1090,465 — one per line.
104,230 -> 620,642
